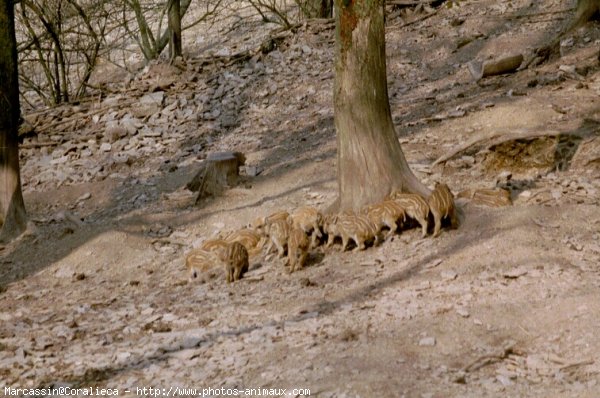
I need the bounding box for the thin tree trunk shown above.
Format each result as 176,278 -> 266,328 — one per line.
0,0 -> 27,242
128,0 -> 158,60
334,0 -> 429,212
321,0 -> 333,18
303,0 -> 333,18
168,0 -> 182,61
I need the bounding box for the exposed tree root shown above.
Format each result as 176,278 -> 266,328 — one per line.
531,0 -> 600,66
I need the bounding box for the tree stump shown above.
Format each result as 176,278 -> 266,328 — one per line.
467,54 -> 524,81
188,151 -> 246,204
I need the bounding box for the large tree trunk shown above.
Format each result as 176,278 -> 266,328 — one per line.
168,0 -> 182,61
0,0 -> 27,242
564,0 -> 599,35
534,0 -> 600,64
334,0 -> 429,212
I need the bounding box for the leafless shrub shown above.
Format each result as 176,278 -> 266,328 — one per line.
119,0 -> 222,61
15,0 -> 224,106
247,0 -> 332,29
16,0 -> 110,105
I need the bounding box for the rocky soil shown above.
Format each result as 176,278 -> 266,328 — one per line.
1,0 -> 600,397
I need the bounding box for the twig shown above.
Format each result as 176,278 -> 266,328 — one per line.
307,17 -> 334,26
525,190 -> 548,203
396,10 -> 438,28
241,276 -> 265,283
189,26 -> 294,69
150,238 -> 186,246
582,156 -> 600,166
560,359 -> 594,371
538,198 -> 558,206
530,217 -> 561,229
506,9 -> 573,19
34,98 -> 137,133
20,141 -> 62,149
549,354 -> 595,369
455,343 -> 519,383
462,353 -> 505,373
388,0 -> 430,6
517,324 -> 532,338
522,17 -> 567,25
223,49 -> 259,68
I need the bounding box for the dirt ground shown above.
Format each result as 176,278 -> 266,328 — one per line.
1,0 -> 600,397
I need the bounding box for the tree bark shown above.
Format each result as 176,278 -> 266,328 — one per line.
168,0 -> 182,61
0,0 -> 27,242
534,0 -> 600,64
565,0 -> 599,35
334,0 -> 429,212
303,0 -> 334,18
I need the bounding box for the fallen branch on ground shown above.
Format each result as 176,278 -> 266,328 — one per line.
454,342 -> 523,383
397,9 -> 438,28
432,128 -> 585,166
